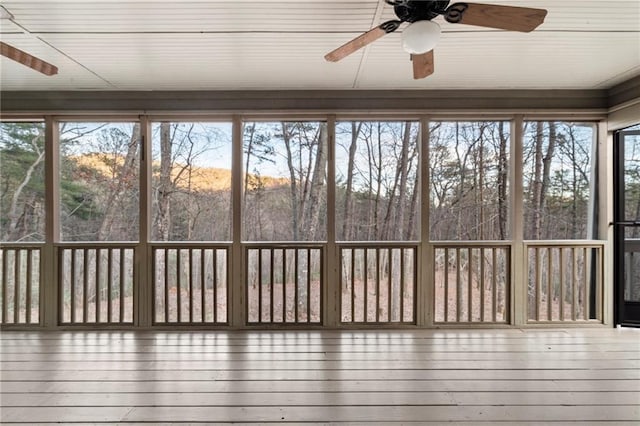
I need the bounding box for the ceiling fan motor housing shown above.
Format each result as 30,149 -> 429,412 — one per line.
393,0 -> 451,22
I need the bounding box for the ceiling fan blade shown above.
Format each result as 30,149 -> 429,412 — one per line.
0,41 -> 58,76
411,50 -> 434,80
325,20 -> 401,62
445,2 -> 547,32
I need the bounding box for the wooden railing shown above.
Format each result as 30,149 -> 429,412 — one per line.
339,243 -> 417,324
245,243 -> 323,324
2,240 -> 610,328
0,244 -> 42,325
58,243 -> 135,324
433,242 -> 510,324
526,241 -> 604,323
152,244 -> 229,324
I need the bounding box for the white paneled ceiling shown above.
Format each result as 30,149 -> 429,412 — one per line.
0,0 -> 639,91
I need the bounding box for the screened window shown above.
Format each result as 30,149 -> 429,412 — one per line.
336,121 -> 420,241
242,122 -> 327,241
429,121 -> 510,241
151,122 -> 232,241
523,122 -> 595,240
59,122 -> 140,241
0,122 -> 46,242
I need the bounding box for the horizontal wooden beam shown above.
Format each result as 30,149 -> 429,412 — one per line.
0,89 -> 609,115
608,74 -> 640,109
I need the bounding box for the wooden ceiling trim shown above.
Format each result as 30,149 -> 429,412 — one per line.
0,89 -> 609,114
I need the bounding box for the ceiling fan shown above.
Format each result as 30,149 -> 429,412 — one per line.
0,6 -> 58,76
325,1 -> 547,80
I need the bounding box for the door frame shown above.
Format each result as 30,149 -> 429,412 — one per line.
613,127 -> 640,326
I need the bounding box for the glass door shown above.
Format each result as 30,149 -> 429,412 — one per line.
614,126 -> 640,326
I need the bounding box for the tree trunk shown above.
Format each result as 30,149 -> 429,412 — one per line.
155,123 -> 172,241
282,123 -> 300,241
6,151 -> 44,241
406,134 -> 420,241
540,122 -> 557,237
395,122 -> 411,239
342,122 -> 361,241
373,123 -> 383,239
531,121 -> 545,240
302,125 -> 327,241
497,121 -> 508,240
243,123 -> 256,206
97,124 -> 140,240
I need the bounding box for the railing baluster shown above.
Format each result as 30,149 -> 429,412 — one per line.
188,248 -> 193,323
95,249 -> 101,323
535,247 -> 541,322
82,249 -> 88,323
212,249 -> 219,322
1,249 -> 7,324
162,248 -> 168,322
559,247 -> 565,321
412,247 -> 417,322
480,248 -> 485,322
350,248 -> 355,322
294,248 -> 299,322
120,248 -> 125,323
70,249 -> 76,324
108,249 -> 113,323
582,247 -> 588,320
400,248 -> 406,322
456,248 -> 461,322
258,248 -> 263,322
151,248 -> 157,323
176,249 -> 182,323
282,248 -> 287,322
14,249 -> 20,323
200,249 -> 206,323
363,248 -> 368,322
443,248 -> 448,322
306,248 -> 311,323
270,248 -> 275,323
547,247 -> 552,321
375,248 -> 380,323
26,249 -> 32,324
572,247 -> 578,321
467,248 -> 472,322
492,248 -> 497,322
387,247 -> 392,322
596,247 -> 602,320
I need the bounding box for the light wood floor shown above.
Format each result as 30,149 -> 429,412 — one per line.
1,328 -> 639,424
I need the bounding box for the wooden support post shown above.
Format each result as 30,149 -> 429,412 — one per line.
325,116 -> 339,327
42,117 -> 59,328
511,115 -> 526,326
420,117 -> 433,327
137,116 -> 152,327
231,116 -> 244,327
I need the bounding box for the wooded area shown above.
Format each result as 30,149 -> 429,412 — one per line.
0,120 -> 597,244
0,120 -> 604,324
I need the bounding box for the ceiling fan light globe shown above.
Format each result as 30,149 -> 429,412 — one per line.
401,20 -> 441,54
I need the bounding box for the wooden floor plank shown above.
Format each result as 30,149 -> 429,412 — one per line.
4,368 -> 639,381
1,391 -> 638,407
3,350 -> 639,362
3,379 -> 639,393
2,405 -> 639,423
3,359 -> 638,371
1,329 -> 638,424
